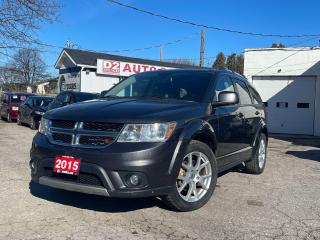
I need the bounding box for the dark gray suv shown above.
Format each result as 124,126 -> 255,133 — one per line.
30,69 -> 267,211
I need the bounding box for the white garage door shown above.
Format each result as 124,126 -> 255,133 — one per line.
252,76 -> 316,135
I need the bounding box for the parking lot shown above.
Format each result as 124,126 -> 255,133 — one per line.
0,120 -> 319,240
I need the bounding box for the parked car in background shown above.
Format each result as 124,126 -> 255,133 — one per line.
0,92 -> 35,122
47,91 -> 98,111
17,96 -> 54,129
30,69 -> 268,211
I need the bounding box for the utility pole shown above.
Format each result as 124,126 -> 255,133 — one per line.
200,30 -> 205,67
160,46 -> 163,62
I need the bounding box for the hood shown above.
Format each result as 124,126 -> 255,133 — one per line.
45,98 -> 204,123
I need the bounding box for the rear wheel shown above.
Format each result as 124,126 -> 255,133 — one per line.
245,133 -> 267,174
7,112 -> 11,122
163,140 -> 217,212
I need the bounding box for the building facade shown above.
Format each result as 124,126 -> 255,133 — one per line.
244,47 -> 320,136
55,49 -> 194,94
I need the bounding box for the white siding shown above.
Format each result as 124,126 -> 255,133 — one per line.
80,71 -> 120,93
244,47 -> 320,136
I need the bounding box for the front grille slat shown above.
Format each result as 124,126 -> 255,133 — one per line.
52,132 -> 73,144
51,120 -> 77,129
44,168 -> 103,187
79,135 -> 114,147
83,122 -> 124,132
49,121 -> 122,148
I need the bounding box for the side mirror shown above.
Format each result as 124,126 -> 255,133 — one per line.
213,91 -> 239,107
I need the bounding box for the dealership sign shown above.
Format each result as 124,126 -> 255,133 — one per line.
97,59 -> 173,76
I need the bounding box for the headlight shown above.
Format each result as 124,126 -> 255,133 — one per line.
34,111 -> 44,115
38,118 -> 51,135
117,122 -> 176,142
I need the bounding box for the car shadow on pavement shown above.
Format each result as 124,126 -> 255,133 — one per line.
29,181 -> 171,212
271,134 -> 320,148
286,150 -> 320,162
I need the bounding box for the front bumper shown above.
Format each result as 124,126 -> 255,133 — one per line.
30,133 -> 188,198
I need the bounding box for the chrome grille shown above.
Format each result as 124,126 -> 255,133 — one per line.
51,120 -> 77,129
83,122 -> 124,132
51,132 -> 73,144
48,121 -> 122,148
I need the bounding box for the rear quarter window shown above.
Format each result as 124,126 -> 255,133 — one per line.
248,85 -> 263,104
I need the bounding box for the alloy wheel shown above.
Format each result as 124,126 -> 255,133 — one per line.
258,139 -> 266,169
176,151 -> 212,203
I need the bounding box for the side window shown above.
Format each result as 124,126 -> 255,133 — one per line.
26,98 -> 33,106
214,75 -> 235,101
2,94 -> 6,103
55,93 -> 65,103
56,93 -> 70,103
248,85 -> 263,104
234,79 -> 252,105
63,93 -> 71,104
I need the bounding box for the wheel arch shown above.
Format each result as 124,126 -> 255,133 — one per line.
168,119 -> 218,174
252,120 -> 268,147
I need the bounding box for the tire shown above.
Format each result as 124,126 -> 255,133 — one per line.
245,133 -> 267,174
7,112 -> 11,122
30,118 -> 37,130
163,140 -> 218,212
17,114 -> 22,125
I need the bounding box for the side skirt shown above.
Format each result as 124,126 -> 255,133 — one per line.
217,146 -> 252,173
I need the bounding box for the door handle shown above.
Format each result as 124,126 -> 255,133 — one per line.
255,111 -> 260,116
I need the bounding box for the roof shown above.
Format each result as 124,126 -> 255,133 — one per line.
245,47 -> 320,52
3,92 -> 34,95
55,48 -> 200,69
28,96 -> 54,99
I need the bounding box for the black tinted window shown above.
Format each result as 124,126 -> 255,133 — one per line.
11,94 -> 28,103
234,79 -> 252,105
75,93 -> 96,102
214,75 -> 235,101
56,93 -> 70,103
104,71 -> 213,102
248,85 -> 262,104
33,98 -> 53,107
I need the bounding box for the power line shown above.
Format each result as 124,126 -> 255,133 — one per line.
251,48 -> 320,75
286,37 -> 319,47
106,0 -> 320,38
100,32 -> 199,53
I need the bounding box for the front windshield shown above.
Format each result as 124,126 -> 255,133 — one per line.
102,71 -> 213,102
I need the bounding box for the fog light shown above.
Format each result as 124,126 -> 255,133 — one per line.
129,174 -> 140,186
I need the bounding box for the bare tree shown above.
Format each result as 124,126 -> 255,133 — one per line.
0,0 -> 60,51
168,58 -> 197,66
10,48 -> 49,86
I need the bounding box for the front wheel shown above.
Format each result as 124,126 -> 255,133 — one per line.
163,140 -> 218,212
30,118 -> 37,130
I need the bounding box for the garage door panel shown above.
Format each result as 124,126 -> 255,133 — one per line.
253,76 -> 316,135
